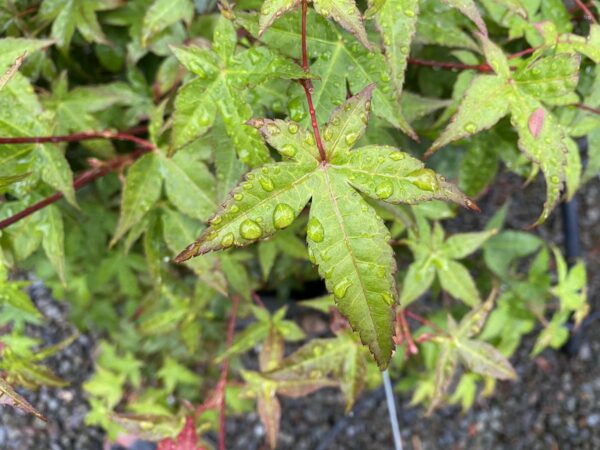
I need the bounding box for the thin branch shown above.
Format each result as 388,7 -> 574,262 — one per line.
194,295 -> 240,450
397,310 -> 418,356
0,147 -> 151,231
404,310 -> 445,334
575,103 -> 600,115
218,294 -> 239,450
408,47 -> 537,74
0,129 -> 154,149
408,58 -> 493,73
299,0 -> 327,162
573,0 -> 598,23
251,292 -> 267,309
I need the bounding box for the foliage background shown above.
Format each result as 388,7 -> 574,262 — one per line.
0,0 -> 598,448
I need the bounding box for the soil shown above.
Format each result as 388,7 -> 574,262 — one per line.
1,174 -> 599,450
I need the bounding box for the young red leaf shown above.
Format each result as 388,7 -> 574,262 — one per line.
156,417 -> 204,450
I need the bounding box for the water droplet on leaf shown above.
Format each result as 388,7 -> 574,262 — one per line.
273,203 -> 295,229
307,217 -> 325,242
259,176 -> 274,192
333,278 -> 351,299
375,181 -> 393,199
239,219 -> 263,240
408,168 -> 439,192
221,233 -> 234,248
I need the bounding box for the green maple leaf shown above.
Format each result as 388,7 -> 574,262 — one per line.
38,0 -> 123,49
258,0 -> 371,50
400,215 -> 496,307
239,10 -> 416,139
170,16 -> 309,167
175,85 -> 473,368
428,33 -> 581,224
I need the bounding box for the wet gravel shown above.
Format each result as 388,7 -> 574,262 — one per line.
0,175 -> 598,450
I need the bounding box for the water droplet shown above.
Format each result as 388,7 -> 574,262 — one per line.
408,168 -> 439,192
247,173 -> 255,180
375,181 -> 393,199
551,175 -> 560,184
259,176 -> 274,192
230,205 -> 239,213
242,181 -> 253,190
288,96 -> 306,122
308,247 -> 316,264
313,345 -> 323,356
360,113 -> 368,124
333,278 -> 352,299
210,215 -> 222,225
205,230 -> 218,241
280,144 -> 297,157
266,123 -> 281,135
307,217 -> 325,242
233,193 -> 243,201
464,122 -> 477,133
365,101 -> 372,111
305,133 -> 314,145
309,370 -> 322,379
288,123 -> 299,134
273,203 -> 295,229
381,292 -> 394,306
404,8 -> 415,17
221,233 -> 234,248
239,219 -> 262,240
345,132 -> 359,146
389,152 -> 404,161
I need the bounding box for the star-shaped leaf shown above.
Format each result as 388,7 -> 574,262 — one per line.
175,84 -> 474,368
400,216 -> 496,307
37,0 -> 123,49
239,11 -> 416,139
170,16 -> 308,166
427,34 -> 580,224
259,0 -> 371,50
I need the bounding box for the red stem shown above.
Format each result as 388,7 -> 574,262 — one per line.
217,294 -> 239,450
398,310 -> 418,355
408,47 -> 537,74
0,129 -> 153,149
573,0 -> 598,23
251,292 -> 267,309
0,147 -> 151,230
405,310 -> 445,334
408,57 -> 493,73
575,103 -> 600,115
299,0 -> 327,162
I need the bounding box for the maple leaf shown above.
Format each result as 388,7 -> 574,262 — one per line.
259,0 -> 371,50
427,33 -> 582,224
238,10 -> 416,139
400,215 -> 497,307
157,417 -> 204,450
175,84 -> 474,368
37,0 -> 123,49
170,16 -> 308,167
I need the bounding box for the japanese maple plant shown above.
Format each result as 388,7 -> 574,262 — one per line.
0,0 -> 596,448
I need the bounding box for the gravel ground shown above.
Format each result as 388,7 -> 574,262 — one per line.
0,175 -> 598,450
